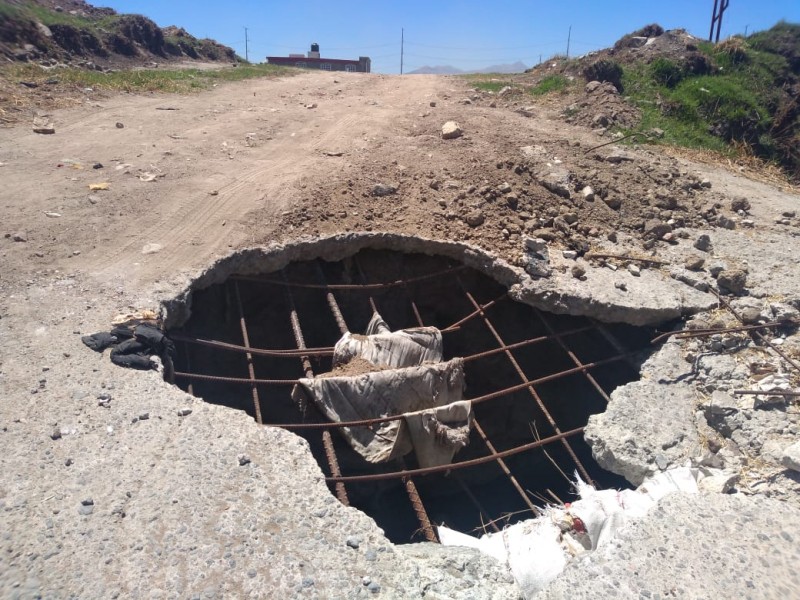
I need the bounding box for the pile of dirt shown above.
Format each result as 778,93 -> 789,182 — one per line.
0,0 -> 237,68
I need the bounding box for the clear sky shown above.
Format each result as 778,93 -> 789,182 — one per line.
99,1 -> 799,73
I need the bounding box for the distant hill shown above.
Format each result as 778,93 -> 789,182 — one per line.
0,0 -> 238,67
408,61 -> 528,75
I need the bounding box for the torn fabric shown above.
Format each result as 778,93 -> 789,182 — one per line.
291,311 -> 472,467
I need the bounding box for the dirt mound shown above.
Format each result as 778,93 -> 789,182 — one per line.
0,0 -> 238,67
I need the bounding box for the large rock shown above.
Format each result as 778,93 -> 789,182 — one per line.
441,121 -> 463,140
585,379 -> 699,485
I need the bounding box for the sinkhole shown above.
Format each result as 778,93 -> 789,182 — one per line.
167,246 -> 662,544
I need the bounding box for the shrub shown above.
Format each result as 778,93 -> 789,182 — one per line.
650,58 -> 683,87
583,59 -> 623,91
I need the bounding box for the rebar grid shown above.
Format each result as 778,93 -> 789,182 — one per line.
233,281 -> 263,425
174,252 -> 652,540
458,280 -> 594,484
281,271 -> 350,507
350,256 -> 439,543
398,265 -> 539,515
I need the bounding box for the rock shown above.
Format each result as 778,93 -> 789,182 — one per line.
580,186 -> 595,201
782,442 -> 800,472
177,408 -> 192,417
115,122 -> 124,128
717,214 -> 736,230
603,196 -> 622,210
141,243 -> 162,255
740,307 -> 762,324
11,232 -> 27,242
441,121 -> 463,140
571,264 -> 586,279
371,183 -> 397,197
684,255 -> 705,271
429,101 -> 436,107
522,237 -> 551,278
536,166 -> 572,199
585,81 -> 602,93
562,250 -> 578,259
693,234 -> 712,252
717,269 -> 747,295
305,103 -> 317,109
730,197 -> 751,212
697,471 -> 738,493
465,210 -> 485,227
628,264 -> 641,277
605,149 -> 634,164
615,281 -> 628,291
50,429 -> 62,441
237,454 -> 251,466
592,114 -> 610,127
497,182 -> 512,194
644,220 -> 672,238
33,127 -> 56,135
81,498 -> 94,506
346,536 -> 361,549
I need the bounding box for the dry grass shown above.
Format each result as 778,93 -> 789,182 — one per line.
662,144 -> 800,193
0,62 -> 290,125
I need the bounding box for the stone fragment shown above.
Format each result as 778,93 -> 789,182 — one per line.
603,196 -> 622,209
580,186 -> 595,201
441,121 -> 463,139
782,442 -> 800,472
615,281 -> 628,291
730,197 -> 751,212
237,454 -> 251,466
371,183 -> 397,197
571,264 -> 586,279
346,536 -> 361,549
644,220 -> 672,238
628,263 -> 641,276
717,215 -> 736,230
740,307 -> 762,325
522,237 -> 551,278
684,255 -> 705,271
141,243 -> 162,255
693,234 -> 712,251
698,471 -> 738,493
50,429 -> 62,440
717,269 -> 747,295
536,165 -> 572,199
562,250 -> 578,259
465,210 -> 485,227
12,232 -> 27,242
177,408 -> 192,417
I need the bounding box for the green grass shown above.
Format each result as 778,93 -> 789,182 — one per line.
619,34 -> 795,164
529,74 -> 571,96
2,62 -> 291,94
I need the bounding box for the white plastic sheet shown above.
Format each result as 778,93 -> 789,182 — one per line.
439,466 -> 700,598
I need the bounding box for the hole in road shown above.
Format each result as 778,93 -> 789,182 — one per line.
167,248 -> 662,543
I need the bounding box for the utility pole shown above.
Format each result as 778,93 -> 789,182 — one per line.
709,0 -> 730,43
244,27 -> 249,62
400,28 -> 404,75
566,25 -> 571,59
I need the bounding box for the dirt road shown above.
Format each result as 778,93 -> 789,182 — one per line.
1,72 -> 451,285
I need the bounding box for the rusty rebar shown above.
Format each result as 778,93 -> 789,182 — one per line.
233,281 -> 263,425
711,289 -> 800,374
169,332 -> 335,358
400,273 -> 539,516
282,270 -> 350,506
460,283 -> 593,484
175,351 -> 636,418
732,389 -> 800,397
584,252 -> 670,266
441,293 -> 508,332
353,255 -> 438,543
651,321 -> 793,345
231,264 -> 466,291
326,427 -> 585,483
535,309 -> 611,404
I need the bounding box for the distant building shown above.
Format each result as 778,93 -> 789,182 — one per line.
266,43 -> 371,73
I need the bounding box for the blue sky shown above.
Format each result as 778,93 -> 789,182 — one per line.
100,1 -> 799,73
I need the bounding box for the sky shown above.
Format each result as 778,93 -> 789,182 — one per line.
98,1 -> 800,74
